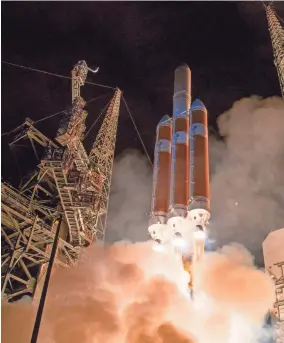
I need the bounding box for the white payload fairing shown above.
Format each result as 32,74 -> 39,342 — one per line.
148,64 -> 210,291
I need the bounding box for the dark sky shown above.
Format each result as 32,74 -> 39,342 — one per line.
2,1 -> 284,184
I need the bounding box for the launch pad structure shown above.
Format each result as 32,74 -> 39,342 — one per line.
263,229 -> 284,341
1,60 -> 122,302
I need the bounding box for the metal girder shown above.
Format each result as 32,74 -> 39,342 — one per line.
71,61 -> 88,102
56,60 -> 89,145
10,118 -> 59,148
271,262 -> 284,321
265,4 -> 284,99
1,186 -> 80,301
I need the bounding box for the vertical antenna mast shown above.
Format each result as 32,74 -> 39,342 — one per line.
89,88 -> 122,241
265,4 -> 284,99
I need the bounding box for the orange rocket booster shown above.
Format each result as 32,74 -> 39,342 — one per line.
169,65 -> 191,217
188,99 -> 210,224
150,116 -> 172,225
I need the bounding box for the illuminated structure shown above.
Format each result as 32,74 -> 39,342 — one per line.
188,99 -> 210,226
149,115 -> 172,235
1,61 -> 121,301
265,4 -> 284,99
149,64 -> 210,293
263,229 -> 284,342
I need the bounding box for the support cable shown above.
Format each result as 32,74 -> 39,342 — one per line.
275,11 -> 284,26
33,110 -> 65,124
2,93 -> 111,136
122,95 -> 153,167
84,95 -> 113,140
2,61 -> 153,166
1,61 -> 116,89
263,3 -> 284,27
1,123 -> 26,137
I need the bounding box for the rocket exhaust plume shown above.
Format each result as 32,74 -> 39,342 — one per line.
2,241 -> 274,343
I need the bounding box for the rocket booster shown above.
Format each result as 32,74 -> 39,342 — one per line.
149,116 -> 172,243
188,100 -> 210,226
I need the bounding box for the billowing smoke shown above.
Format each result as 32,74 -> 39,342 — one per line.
2,242 -> 274,343
107,149 -> 152,243
209,96 -> 284,263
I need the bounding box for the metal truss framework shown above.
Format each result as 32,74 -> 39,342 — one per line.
268,262 -> 284,343
1,183 -> 80,301
1,61 -> 122,301
89,88 -> 122,241
265,4 -> 284,99
270,262 -> 284,322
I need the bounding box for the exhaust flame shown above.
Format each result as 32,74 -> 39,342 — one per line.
2,241 -> 274,343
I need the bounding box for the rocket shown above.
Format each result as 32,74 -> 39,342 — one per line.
149,64 -> 210,292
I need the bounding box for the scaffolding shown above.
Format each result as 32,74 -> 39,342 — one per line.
1,61 -> 122,301
265,4 -> 284,99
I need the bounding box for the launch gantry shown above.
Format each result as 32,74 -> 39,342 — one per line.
1,61 -> 122,301
265,4 -> 284,99
89,88 -> 122,241
262,228 -> 284,343
270,262 -> 284,322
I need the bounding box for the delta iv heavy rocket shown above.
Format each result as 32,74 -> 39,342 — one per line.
148,64 -> 210,293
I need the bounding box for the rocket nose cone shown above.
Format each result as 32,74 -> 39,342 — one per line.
175,63 -> 190,73
158,115 -> 171,126
191,99 -> 206,111
178,62 -> 190,69
174,64 -> 191,94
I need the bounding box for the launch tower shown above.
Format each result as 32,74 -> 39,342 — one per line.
265,4 -> 284,99
263,229 -> 284,342
1,61 -> 121,301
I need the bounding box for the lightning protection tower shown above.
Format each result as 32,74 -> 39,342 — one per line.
89,88 -> 122,241
265,4 -> 284,99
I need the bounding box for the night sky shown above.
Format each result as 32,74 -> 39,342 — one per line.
2,1 -> 284,184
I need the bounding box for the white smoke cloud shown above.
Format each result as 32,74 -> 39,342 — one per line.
1,242 -> 274,343
106,149 -> 152,243
209,96 -> 284,263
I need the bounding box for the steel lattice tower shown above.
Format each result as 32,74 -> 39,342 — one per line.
89,88 -> 122,241
265,4 -> 284,99
1,61 -> 121,301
